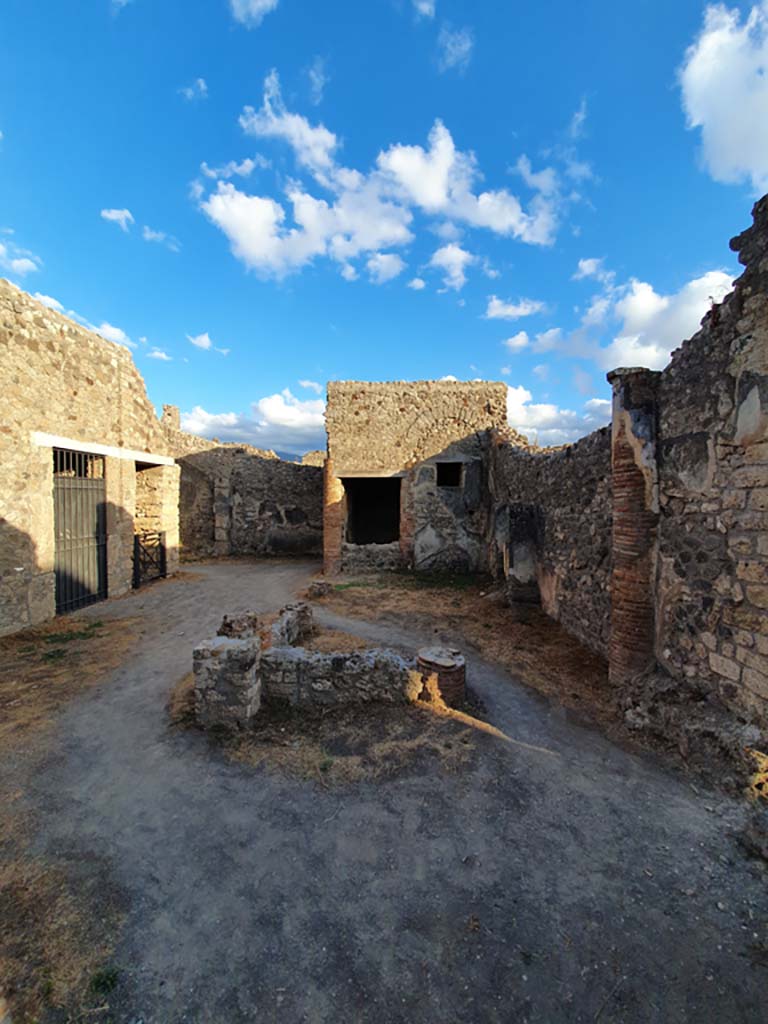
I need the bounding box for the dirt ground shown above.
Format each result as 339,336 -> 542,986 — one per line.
0,559 -> 766,1023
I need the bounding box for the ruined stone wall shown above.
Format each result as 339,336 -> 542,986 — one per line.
489,428 -> 612,657
0,280 -> 178,634
653,197 -> 768,722
324,381 -> 510,573
229,455 -> 323,557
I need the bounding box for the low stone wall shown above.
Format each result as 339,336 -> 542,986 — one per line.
489,427 -> 612,658
193,603 -> 420,728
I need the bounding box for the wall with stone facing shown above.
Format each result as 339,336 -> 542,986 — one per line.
324,381 -> 512,574
167,441 -> 323,560
652,196 -> 768,721
489,427 -> 612,657
0,279 -> 179,635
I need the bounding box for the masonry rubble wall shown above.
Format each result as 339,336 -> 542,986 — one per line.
160,407 -> 323,561
324,381 -> 513,574
489,427 -> 612,657
0,279 -> 180,635
650,195 -> 768,722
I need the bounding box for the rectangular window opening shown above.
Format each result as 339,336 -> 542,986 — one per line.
343,477 -> 401,545
436,462 -> 463,488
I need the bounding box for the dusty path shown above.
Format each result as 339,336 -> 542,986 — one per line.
3,560 -> 766,1023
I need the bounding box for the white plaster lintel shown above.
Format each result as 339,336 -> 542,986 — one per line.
31,432 -> 174,466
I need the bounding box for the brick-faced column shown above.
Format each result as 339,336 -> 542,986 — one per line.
323,458 -> 345,575
607,368 -> 661,686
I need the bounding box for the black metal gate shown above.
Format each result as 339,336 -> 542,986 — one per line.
53,448 -> 108,614
133,532 -> 167,588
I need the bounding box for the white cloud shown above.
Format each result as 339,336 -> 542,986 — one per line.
533,327 -> 563,352
147,347 -> 172,361
568,97 -> 588,140
33,292 -> 64,312
408,276 -> 426,290
187,332 -> 213,350
229,0 -> 279,28
239,70 -> 338,176
142,225 -> 181,252
95,322 -> 135,349
0,240 -> 40,276
429,242 -> 474,290
101,208 -> 134,232
299,379 -> 323,394
573,257 -> 613,284
506,385 -> 611,446
181,387 -> 326,453
413,0 -> 436,16
437,24 -> 474,73
199,71 -> 565,281
485,295 -> 546,320
503,331 -> 529,352
367,252 -> 406,284
532,363 -> 549,380
597,270 -> 732,370
680,2 -> 768,192
201,156 -> 269,180
179,77 -> 208,101
515,155 -> 559,196
308,56 -> 328,106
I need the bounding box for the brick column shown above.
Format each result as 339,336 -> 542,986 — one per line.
607,368 -> 661,686
323,459 -> 345,575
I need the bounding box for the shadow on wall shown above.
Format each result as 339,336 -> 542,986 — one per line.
0,502 -> 177,637
175,448 -> 324,561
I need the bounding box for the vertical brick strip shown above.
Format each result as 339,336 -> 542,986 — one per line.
323,458 -> 345,575
608,368 -> 661,686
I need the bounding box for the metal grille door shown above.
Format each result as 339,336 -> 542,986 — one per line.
53,448 -> 108,613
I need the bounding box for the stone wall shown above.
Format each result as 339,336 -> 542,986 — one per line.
651,196 -> 768,721
489,427 -> 612,657
324,381 -> 512,574
0,280 -> 179,635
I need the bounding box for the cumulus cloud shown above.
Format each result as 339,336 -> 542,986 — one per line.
308,56 -> 328,106
597,270 -> 733,370
201,156 -> 269,180
0,239 -> 40,276
33,292 -> 64,311
179,77 -> 208,101
506,385 -> 611,446
299,379 -> 323,394
186,331 -> 229,355
413,0 -> 436,16
437,25 -> 474,73
408,277 -> 426,290
503,331 -> 529,352
229,0 -> 279,28
147,347 -> 172,361
142,225 -> 181,252
367,252 -> 406,284
181,387 -> 326,454
95,322 -> 135,349
198,71 -> 566,280
101,208 -> 134,232
485,295 -> 546,320
680,2 -> 768,192
429,242 -> 474,290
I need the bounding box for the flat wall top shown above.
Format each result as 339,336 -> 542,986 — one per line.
326,379 -> 509,474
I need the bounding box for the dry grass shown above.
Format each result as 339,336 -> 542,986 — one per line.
0,614 -> 139,750
0,615 -> 135,1021
315,573 -> 613,725
167,656 -> 484,785
303,628 -> 377,654
226,697 -> 478,784
0,811 -> 125,1023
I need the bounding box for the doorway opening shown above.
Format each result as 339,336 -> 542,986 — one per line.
343,477 -> 401,544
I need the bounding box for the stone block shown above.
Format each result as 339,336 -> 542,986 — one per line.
709,651 -> 741,682
194,635 -> 261,730
218,611 -> 261,638
270,602 -> 314,647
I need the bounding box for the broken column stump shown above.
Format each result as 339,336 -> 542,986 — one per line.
417,646 -> 466,706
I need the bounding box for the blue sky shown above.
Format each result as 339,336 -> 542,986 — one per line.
2,0 -> 767,453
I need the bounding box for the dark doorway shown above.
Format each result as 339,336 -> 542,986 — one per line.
343,477 -> 401,544
53,448 -> 108,613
